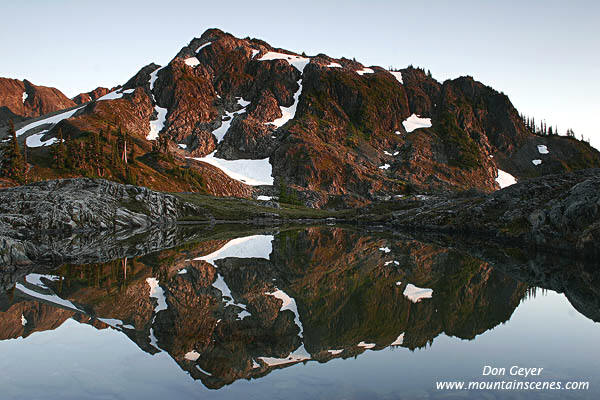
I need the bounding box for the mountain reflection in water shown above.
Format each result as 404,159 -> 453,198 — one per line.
0,227 -> 598,399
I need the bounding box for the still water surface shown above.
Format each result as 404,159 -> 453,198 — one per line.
0,227 -> 598,399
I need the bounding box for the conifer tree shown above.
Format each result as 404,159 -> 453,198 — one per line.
53,128 -> 67,169
1,120 -> 25,182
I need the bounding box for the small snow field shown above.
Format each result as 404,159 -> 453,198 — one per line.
258,51 -> 310,73
21,314 -> 27,326
212,98 -> 250,142
379,164 -> 390,170
266,289 -> 303,336
26,130 -> 57,148
148,106 -> 167,141
147,66 -> 168,141
146,278 -> 168,313
389,71 -> 403,84
258,345 -> 310,367
196,42 -> 211,53
257,195 -> 273,201
356,68 -> 374,76
328,349 -> 344,355
379,247 -> 391,253
25,274 -> 59,288
191,152 -> 273,186
267,80 -> 302,128
97,88 -> 135,101
532,159 -> 542,166
22,92 -> 28,103
195,235 -> 274,265
196,366 -> 212,376
390,333 -> 404,346
16,106 -> 85,138
327,62 -> 342,68
402,114 -> 432,133
16,283 -> 80,311
251,49 -> 259,58
495,169 -> 517,188
357,341 -> 376,349
177,143 -> 187,149
184,351 -> 200,361
177,269 -> 187,275
537,145 -> 549,154
403,284 -> 433,303
184,57 -> 200,67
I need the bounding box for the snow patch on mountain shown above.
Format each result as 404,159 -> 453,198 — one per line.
22,92 -> 28,103
258,52 -> 310,73
184,57 -> 200,67
267,80 -> 302,128
25,130 -> 57,148
532,159 -> 542,166
147,66 -> 168,140
379,164 -> 390,170
196,42 -> 211,53
97,88 -> 135,101
537,145 -> 549,154
211,97 -> 250,142
266,289 -> 303,336
356,68 -> 374,75
389,71 -> 403,84
402,114 -> 432,133
192,152 -> 273,185
496,169 -> 517,188
327,62 -> 342,68
15,106 -> 85,137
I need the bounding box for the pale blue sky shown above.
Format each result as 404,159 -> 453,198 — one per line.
1,0 -> 598,148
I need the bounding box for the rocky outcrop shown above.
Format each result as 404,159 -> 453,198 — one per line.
0,178 -> 206,266
72,86 -> 116,104
0,78 -> 75,124
387,168 -> 600,259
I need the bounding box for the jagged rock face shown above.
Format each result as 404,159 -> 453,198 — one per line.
0,78 -> 75,122
9,28 -> 600,203
72,87 -> 115,105
61,88 -> 155,139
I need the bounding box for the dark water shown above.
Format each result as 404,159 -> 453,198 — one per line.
1,227 -> 599,399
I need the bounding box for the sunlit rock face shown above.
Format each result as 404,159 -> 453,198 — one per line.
0,227 -> 534,389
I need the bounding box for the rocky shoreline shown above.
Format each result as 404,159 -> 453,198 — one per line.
386,168 -> 600,259
1,169 -> 599,267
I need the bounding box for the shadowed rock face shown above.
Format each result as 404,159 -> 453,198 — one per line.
7,28 -> 599,204
0,227 -> 537,390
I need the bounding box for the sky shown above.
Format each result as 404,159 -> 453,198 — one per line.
1,0 -> 598,148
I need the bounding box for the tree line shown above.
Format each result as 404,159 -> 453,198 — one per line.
519,113 -> 589,142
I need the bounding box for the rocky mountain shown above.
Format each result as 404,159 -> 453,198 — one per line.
72,86 -> 117,105
0,78 -> 76,126
5,28 -> 600,206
